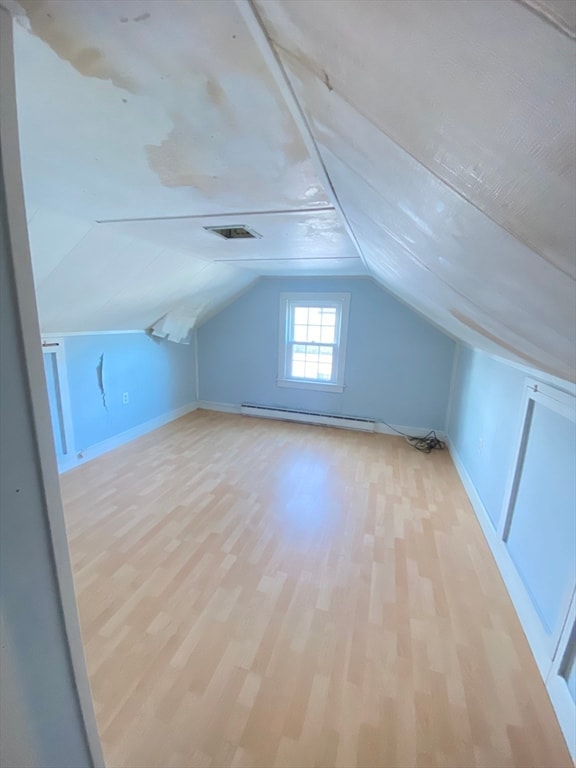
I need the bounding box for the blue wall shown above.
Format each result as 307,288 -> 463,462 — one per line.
505,400 -> 576,635
447,347 -> 527,526
448,345 -> 576,670
448,347 -> 576,528
197,277 -> 456,429
63,332 -> 196,452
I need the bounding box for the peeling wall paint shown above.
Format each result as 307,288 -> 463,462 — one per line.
64,332 -> 197,451
96,353 -> 107,410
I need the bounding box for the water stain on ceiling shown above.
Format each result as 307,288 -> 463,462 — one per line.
16,0 -> 137,92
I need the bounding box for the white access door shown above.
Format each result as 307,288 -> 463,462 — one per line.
499,381 -> 576,751
41,340 -> 74,468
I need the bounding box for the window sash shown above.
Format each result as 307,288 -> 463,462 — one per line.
287,303 -> 341,342
287,340 -> 336,382
278,292 -> 350,392
286,301 -> 341,384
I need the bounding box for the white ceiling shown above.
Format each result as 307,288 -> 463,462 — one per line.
4,0 -> 575,379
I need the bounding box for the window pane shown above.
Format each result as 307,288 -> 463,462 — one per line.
320,326 -> 335,343
291,360 -> 305,378
290,305 -> 339,345
321,308 -> 336,325
294,307 -> 308,325
293,325 -> 308,342
293,344 -> 307,355
304,362 -> 319,379
307,325 -> 322,342
308,307 -> 322,325
306,345 -> 320,357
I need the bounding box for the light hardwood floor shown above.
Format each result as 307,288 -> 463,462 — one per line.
61,410 -> 572,768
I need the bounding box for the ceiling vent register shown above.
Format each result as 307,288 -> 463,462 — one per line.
204,225 -> 261,240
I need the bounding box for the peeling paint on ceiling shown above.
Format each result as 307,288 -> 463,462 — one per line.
520,0 -> 576,38
17,0 -> 138,92
3,0 -> 575,380
11,0 -> 330,219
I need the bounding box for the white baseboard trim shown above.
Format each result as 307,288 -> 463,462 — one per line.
59,402 -> 198,474
448,439 -> 551,674
196,401 -> 445,438
375,423 -> 446,439
447,438 -> 575,758
196,400 -> 242,415
547,672 -> 576,757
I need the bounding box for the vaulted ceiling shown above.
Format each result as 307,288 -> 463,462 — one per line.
4,0 -> 575,380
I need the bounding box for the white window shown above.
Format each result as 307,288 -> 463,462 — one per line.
278,293 -> 350,392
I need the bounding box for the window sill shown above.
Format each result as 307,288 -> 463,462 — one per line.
277,378 -> 344,393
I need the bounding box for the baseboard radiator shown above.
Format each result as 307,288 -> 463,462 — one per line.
240,404 -> 375,432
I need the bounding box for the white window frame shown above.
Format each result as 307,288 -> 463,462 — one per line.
277,292 -> 350,393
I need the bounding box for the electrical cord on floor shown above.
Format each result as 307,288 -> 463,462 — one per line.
381,422 -> 446,453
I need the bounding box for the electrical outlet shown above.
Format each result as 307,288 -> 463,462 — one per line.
122,392 -> 129,405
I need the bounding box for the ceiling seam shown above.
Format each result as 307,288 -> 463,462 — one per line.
213,256 -> 361,262
271,40 -> 576,281
96,206 -> 336,225
235,0 -> 371,276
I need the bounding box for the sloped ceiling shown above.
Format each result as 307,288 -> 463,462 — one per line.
9,0 -> 364,333
4,0 -> 575,380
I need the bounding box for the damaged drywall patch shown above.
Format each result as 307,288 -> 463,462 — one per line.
144,87 -> 223,187
149,306 -> 203,344
144,68 -> 320,198
143,78 -> 238,189
145,118 -> 218,190
96,353 -> 107,410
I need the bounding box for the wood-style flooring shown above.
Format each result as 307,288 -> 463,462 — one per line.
61,410 -> 572,768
